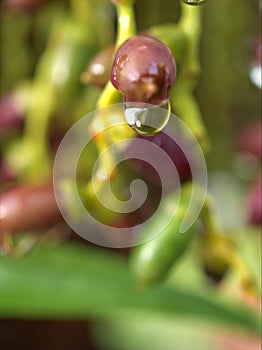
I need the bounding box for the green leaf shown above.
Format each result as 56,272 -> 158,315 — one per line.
91,315 -> 261,350
0,241 -> 260,335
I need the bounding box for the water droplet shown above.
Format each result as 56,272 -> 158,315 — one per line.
182,0 -> 206,5
249,63 -> 262,89
124,101 -> 171,136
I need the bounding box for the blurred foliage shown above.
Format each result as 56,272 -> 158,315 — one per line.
197,0 -> 260,170
0,231 -> 260,348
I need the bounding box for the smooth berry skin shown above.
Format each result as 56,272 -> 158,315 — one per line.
0,183 -> 62,234
111,34 -> 176,105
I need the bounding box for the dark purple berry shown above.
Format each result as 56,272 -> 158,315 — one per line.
127,131 -> 192,188
111,34 -> 176,105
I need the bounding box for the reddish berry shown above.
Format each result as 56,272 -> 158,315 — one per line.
111,34 -> 176,105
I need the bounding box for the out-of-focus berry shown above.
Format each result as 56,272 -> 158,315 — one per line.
81,45 -> 114,88
0,93 -> 24,134
127,131 -> 191,188
0,183 -> 62,234
0,159 -> 16,185
3,0 -> 45,12
236,119 -> 261,159
247,177 -> 261,226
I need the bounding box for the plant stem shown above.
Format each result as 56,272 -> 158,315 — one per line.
229,251 -> 259,296
201,196 -> 219,235
171,1 -> 209,152
200,197 -> 259,296
115,0 -> 136,49
69,0 -> 92,21
22,80 -> 54,181
90,0 -> 137,202
96,0 -> 136,109
85,135 -> 116,199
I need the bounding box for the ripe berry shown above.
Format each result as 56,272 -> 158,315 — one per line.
0,183 -> 62,234
247,177 -> 261,226
81,45 -> 114,88
127,131 -> 192,188
111,34 -> 176,105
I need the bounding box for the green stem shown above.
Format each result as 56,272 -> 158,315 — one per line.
24,82 -> 54,143
20,80 -> 54,182
85,137 -> 116,198
96,0 -> 136,109
69,0 -> 92,20
90,0 -> 137,200
179,2 -> 201,72
115,1 -> 136,49
200,197 -> 219,236
171,1 -> 209,152
200,198 -> 259,296
229,252 -> 259,296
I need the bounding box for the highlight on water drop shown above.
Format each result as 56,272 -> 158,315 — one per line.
124,101 -> 171,136
182,0 -> 207,5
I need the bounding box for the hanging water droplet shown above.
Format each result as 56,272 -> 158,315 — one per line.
249,63 -> 262,89
182,0 -> 206,5
124,101 -> 171,136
